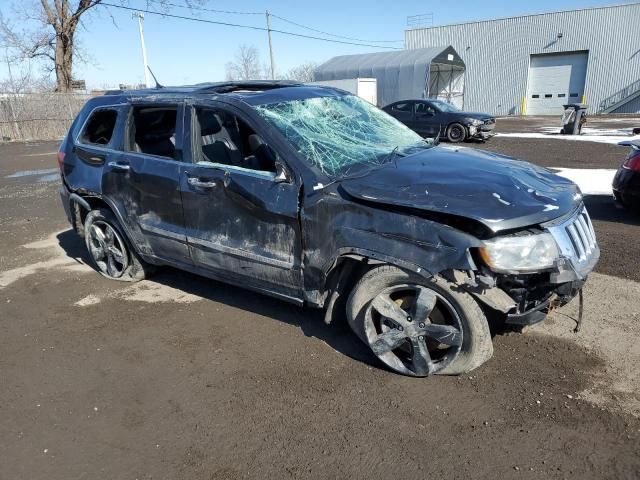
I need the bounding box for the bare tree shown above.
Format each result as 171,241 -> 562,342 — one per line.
0,1 -> 106,92
0,1 -> 206,92
225,44 -> 265,81
282,61 -> 319,83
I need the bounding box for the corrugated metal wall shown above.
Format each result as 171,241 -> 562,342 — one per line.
405,3 -> 640,115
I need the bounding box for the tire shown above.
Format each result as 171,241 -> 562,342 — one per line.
347,265 -> 493,377
84,208 -> 150,282
446,123 -> 467,143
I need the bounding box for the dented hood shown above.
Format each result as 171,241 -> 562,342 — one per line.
340,145 -> 581,233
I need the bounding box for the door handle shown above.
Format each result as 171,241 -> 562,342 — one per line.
188,177 -> 216,188
107,161 -> 130,172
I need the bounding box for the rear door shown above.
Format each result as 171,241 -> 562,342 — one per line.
101,102 -> 191,265
180,102 -> 303,300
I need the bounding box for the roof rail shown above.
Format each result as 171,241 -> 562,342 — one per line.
194,80 -> 303,94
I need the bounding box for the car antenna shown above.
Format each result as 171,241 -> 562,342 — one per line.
147,66 -> 164,89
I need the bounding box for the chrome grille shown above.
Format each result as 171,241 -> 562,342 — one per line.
547,206 -> 600,279
565,210 -> 597,261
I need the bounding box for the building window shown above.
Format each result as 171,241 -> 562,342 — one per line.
532,94 -> 540,98
558,93 -> 566,97
570,93 -> 579,97
545,94 -> 552,98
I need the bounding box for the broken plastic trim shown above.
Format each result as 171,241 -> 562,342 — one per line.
255,95 -> 429,178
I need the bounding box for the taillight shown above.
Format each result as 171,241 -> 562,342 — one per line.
57,150 -> 65,173
622,148 -> 640,172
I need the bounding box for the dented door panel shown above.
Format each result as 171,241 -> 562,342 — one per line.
181,163 -> 303,298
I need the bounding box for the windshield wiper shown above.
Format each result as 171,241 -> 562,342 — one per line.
385,145 -> 400,167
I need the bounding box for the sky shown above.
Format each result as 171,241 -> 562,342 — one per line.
0,0 -> 636,89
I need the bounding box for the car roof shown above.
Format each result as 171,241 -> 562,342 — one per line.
99,81 -> 347,106
390,99 -> 440,104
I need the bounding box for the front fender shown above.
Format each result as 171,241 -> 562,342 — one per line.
301,191 -> 482,305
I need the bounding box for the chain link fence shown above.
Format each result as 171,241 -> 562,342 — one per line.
0,92 -> 93,142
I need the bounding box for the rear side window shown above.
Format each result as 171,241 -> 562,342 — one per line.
79,109 -> 118,146
392,102 -> 413,112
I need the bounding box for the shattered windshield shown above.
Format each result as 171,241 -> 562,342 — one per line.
254,94 -> 431,178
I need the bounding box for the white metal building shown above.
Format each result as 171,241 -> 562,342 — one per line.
404,2 -> 640,115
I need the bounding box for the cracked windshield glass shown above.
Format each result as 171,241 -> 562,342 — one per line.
255,94 -> 433,178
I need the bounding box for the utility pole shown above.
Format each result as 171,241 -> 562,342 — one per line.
133,11 -> 151,88
265,11 -> 275,79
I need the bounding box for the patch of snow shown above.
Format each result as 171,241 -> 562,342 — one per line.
550,168 -> 617,196
496,124 -> 639,145
6,168 -> 58,178
114,281 -> 202,304
75,294 -> 101,307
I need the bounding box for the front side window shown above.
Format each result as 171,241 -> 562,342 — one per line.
195,107 -> 276,173
255,94 -> 429,179
127,106 -> 178,159
79,109 -> 118,146
415,103 -> 436,115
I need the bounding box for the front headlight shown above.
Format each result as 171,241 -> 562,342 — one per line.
466,118 -> 483,126
479,233 -> 559,273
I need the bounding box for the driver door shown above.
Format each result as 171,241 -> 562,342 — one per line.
180,103 -> 303,300
414,102 -> 441,138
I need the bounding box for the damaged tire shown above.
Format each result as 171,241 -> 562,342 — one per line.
347,265 -> 493,377
84,208 -> 150,282
446,123 -> 466,143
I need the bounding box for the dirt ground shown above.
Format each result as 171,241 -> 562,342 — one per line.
1,125 -> 639,479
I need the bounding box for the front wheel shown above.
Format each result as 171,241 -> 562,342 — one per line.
446,123 -> 467,143
347,265 -> 493,377
84,208 -> 150,282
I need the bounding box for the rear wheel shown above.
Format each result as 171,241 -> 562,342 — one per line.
84,208 -> 150,282
347,265 -> 493,376
447,123 -> 467,143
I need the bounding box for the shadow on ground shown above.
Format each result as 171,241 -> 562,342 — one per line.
584,195 -> 640,226
55,228 -> 379,370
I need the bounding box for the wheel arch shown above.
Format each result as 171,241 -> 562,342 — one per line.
319,245 -> 464,324
69,193 -> 152,259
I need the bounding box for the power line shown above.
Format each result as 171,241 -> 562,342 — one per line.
144,0 -> 262,16
138,0 -> 402,45
101,3 -> 403,49
270,13 -> 403,44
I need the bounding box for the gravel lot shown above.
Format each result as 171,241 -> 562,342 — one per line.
1,119 -> 639,480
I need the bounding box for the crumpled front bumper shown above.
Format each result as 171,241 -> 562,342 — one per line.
468,121 -> 496,140
504,278 -> 586,326
474,205 -> 599,327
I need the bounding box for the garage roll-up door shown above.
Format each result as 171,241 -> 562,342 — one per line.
526,51 -> 589,116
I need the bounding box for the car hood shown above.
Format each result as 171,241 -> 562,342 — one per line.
340,146 -> 581,233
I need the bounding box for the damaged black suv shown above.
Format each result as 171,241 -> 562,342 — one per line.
58,81 -> 599,377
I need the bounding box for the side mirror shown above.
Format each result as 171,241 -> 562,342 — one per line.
274,161 -> 291,184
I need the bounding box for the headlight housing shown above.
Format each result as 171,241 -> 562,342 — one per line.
466,118 -> 483,126
479,233 -> 559,273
